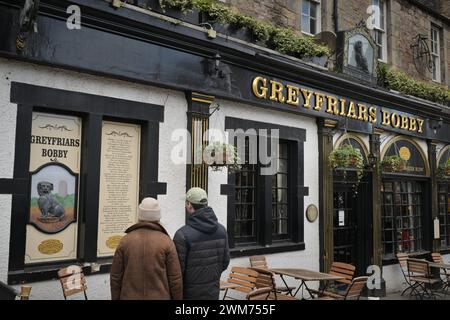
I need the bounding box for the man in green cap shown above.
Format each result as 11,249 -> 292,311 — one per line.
174,187 -> 230,300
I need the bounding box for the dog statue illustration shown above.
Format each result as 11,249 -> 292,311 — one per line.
37,181 -> 65,220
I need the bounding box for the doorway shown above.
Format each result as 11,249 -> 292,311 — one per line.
333,171 -> 373,275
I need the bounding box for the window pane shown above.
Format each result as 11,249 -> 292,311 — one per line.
301,15 -> 310,33
302,0 -> 310,15
272,142 -> 290,238
310,18 -> 316,35
382,180 -> 423,256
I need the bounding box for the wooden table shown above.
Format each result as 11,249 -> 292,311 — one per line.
270,268 -> 344,299
428,262 -> 450,270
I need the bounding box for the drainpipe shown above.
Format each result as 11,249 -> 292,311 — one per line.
334,0 -> 339,34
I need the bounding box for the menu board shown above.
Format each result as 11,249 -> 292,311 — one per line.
97,121 -> 141,257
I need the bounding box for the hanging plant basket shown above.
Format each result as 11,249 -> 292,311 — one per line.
198,141 -> 241,173
329,144 -> 364,185
381,155 -> 407,173
437,159 -> 450,180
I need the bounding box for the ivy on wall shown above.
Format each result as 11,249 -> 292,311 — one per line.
158,0 -> 330,58
157,0 -> 449,105
378,63 -> 450,105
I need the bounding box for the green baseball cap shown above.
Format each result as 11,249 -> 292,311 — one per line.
186,187 -> 208,205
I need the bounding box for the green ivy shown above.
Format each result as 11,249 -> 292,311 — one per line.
378,63 -> 450,104
158,0 -> 330,58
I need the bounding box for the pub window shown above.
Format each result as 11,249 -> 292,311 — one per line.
438,147 -> 450,248
234,139 -> 292,245
372,0 -> 388,62
234,138 -> 257,244
301,0 -> 320,35
438,184 -> 450,248
431,25 -> 442,82
381,138 -> 428,259
382,180 -> 423,258
272,142 -> 289,240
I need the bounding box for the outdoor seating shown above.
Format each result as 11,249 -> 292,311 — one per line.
315,262 -> 356,298
407,258 -> 441,300
249,255 -> 296,295
250,267 -> 299,300
317,276 -> 368,300
220,267 -> 259,300
245,287 -> 272,300
397,252 -> 416,296
57,265 -> 88,300
429,252 -> 449,297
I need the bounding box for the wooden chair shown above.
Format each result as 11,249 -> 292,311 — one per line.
431,252 -> 444,264
407,258 -> 440,300
246,287 -> 272,300
249,255 -> 296,295
57,265 -> 88,300
397,252 -> 417,296
318,276 -> 368,300
316,262 -> 356,298
221,267 -> 259,300
430,252 -> 449,296
250,267 -> 298,300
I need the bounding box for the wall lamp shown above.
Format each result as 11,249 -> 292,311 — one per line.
429,117 -> 443,134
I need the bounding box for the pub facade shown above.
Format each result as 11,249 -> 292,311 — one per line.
0,0 -> 449,298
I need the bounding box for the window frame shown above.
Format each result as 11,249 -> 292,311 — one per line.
430,24 -> 441,83
222,117 -> 308,257
301,0 -> 321,36
438,182 -> 450,249
7,82 -> 166,284
372,0 -> 388,62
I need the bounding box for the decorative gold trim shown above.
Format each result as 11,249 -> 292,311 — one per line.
193,92 -> 215,100
106,235 -> 123,250
437,145 -> 450,166
380,135 -> 430,176
399,146 -> 411,161
38,239 -> 64,255
192,98 -> 214,104
373,128 -> 384,135
334,133 -> 369,161
324,119 -> 338,128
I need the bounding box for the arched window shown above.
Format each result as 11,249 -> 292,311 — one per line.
381,138 -> 428,176
438,146 -> 450,249
335,134 -> 368,165
381,137 -> 428,259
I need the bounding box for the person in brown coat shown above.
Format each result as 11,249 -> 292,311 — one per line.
110,197 -> 183,300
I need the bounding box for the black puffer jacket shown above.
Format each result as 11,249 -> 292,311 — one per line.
173,207 -> 230,300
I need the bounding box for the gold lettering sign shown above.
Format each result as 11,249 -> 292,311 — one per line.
251,76 -> 425,133
38,239 -> 64,255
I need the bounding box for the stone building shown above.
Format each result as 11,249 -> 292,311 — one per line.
0,0 -> 449,300
223,0 -> 449,85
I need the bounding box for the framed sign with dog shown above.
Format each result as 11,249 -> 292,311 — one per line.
25,112 -> 82,264
29,163 -> 78,234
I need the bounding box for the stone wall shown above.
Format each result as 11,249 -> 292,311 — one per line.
220,0 -> 449,86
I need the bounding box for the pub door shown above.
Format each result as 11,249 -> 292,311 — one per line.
333,172 -> 373,275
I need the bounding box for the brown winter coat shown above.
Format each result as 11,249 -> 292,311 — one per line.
110,222 -> 183,300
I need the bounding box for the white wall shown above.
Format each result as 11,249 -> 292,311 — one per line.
207,98 -> 320,295
0,57 -> 319,299
0,57 -> 188,299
